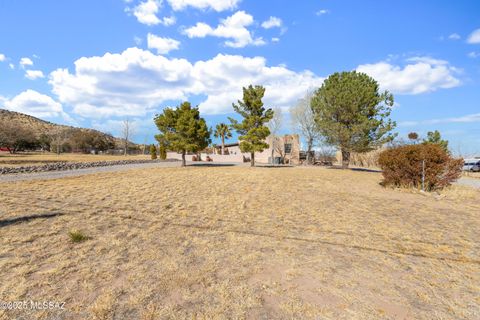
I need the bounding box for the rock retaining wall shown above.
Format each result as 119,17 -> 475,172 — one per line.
0,159 -> 179,175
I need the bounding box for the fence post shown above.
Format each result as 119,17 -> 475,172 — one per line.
421,159 -> 425,192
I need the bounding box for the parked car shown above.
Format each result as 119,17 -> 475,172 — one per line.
463,159 -> 480,172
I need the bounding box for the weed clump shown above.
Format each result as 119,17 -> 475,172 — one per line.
69,230 -> 89,243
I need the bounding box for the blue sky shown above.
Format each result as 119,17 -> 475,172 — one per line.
0,0 -> 479,155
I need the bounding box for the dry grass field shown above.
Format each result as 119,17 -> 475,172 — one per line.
0,152 -> 150,168
0,166 -> 479,319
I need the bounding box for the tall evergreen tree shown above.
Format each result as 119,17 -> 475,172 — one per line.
154,102 -> 210,167
229,85 -> 274,167
311,71 -> 396,168
214,123 -> 232,155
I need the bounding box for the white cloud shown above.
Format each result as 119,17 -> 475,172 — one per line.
448,33 -> 461,40
20,57 -> 33,67
147,33 -> 180,54
132,0 -> 162,25
467,28 -> 480,44
183,11 -> 265,48
3,89 -> 67,119
49,47 -> 324,117
271,37 -> 280,43
0,53 -> 5,62
167,0 -> 240,11
25,70 -> 45,80
399,113 -> 480,127
316,9 -> 329,16
9,63 -> 15,70
160,15 -> 176,26
91,117 -> 154,140
261,16 -> 282,29
356,57 -> 461,95
128,0 -> 176,26
468,51 -> 480,58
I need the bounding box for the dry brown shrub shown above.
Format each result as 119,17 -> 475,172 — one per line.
378,144 -> 463,191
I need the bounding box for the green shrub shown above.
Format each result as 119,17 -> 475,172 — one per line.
378,143 -> 462,191
150,144 -> 157,160
69,230 -> 89,243
159,143 -> 167,160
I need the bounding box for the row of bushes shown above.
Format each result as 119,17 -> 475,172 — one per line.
149,144 -> 167,160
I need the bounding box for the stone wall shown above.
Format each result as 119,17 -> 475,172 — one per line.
0,159 -> 178,175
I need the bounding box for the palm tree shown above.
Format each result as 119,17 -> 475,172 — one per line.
214,123 -> 232,155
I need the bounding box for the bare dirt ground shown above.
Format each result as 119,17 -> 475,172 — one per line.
0,166 -> 479,319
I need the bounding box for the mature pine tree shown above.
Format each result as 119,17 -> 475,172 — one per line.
154,102 -> 210,167
229,85 -> 274,167
214,123 -> 232,155
311,71 -> 396,168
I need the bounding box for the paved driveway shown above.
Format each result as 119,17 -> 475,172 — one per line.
456,177 -> 480,189
0,162 -> 241,183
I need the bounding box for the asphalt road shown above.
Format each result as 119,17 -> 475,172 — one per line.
1,163 -> 479,189
0,161 -> 184,183
456,177 -> 480,189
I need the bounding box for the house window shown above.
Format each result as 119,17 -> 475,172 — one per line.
284,143 -> 292,154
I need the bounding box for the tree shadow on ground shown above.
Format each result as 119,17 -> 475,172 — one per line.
188,163 -> 237,167
0,212 -> 64,228
327,165 -> 381,173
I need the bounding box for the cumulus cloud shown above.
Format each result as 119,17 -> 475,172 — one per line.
3,90 -> 68,120
132,0 -> 162,25
20,57 -> 33,68
0,53 -> 5,62
167,0 -> 240,11
25,70 -> 45,80
48,47 -> 324,118
467,28 -> 480,44
183,11 -> 265,48
356,57 -> 461,94
261,16 -> 282,29
147,33 -> 180,54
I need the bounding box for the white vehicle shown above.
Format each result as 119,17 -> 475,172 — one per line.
463,159 -> 480,172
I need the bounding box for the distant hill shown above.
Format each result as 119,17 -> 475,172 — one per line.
0,109 -> 127,147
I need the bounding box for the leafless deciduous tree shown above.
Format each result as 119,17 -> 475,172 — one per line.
290,92 -> 322,164
122,119 -> 135,156
49,127 -> 70,154
267,107 -> 283,164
